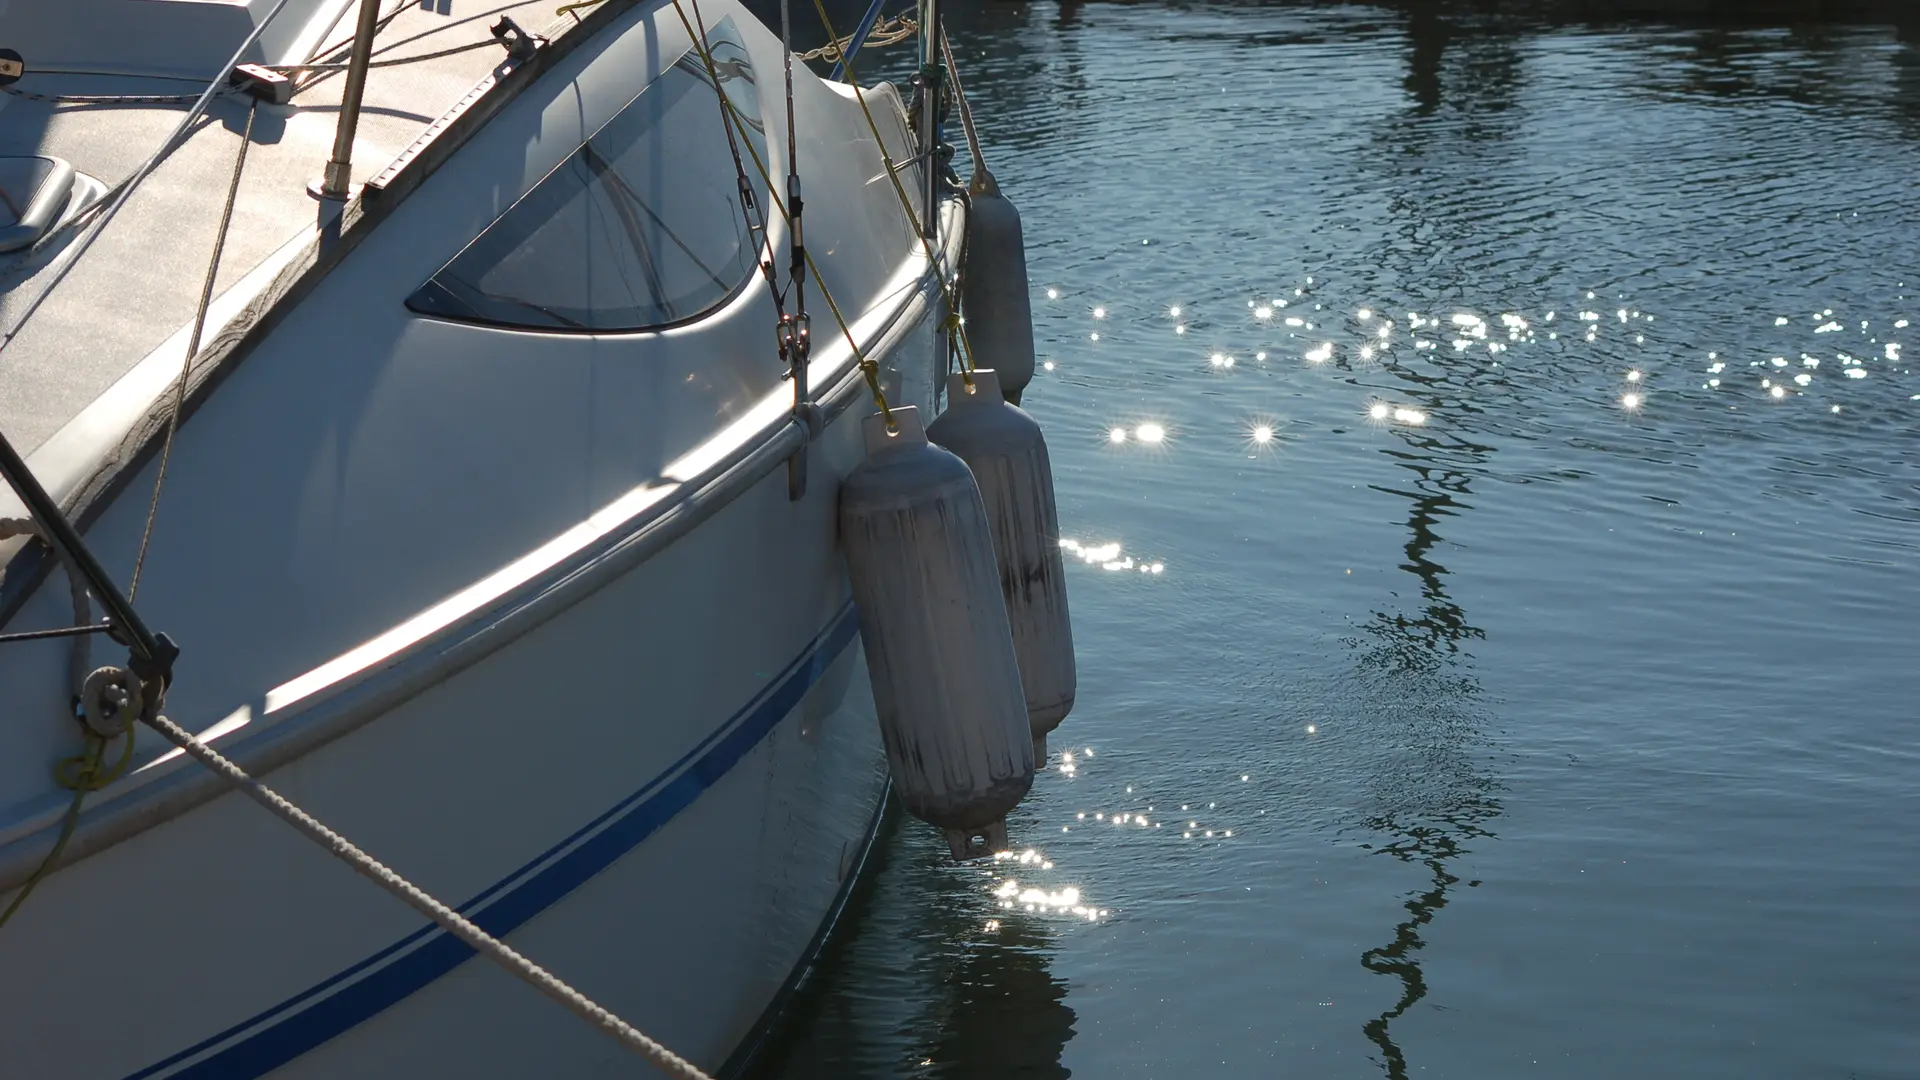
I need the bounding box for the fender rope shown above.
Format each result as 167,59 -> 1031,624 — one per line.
672,0 -> 899,427
808,0 -> 977,381
939,29 -> 993,196
0,526 -> 130,933
0,734 -> 134,931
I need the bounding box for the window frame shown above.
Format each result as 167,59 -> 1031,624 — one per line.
404,19 -> 771,336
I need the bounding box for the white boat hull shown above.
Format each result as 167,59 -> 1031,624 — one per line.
0,2 -> 965,1073
0,318 -> 937,1077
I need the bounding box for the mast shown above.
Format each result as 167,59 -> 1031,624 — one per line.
919,0 -> 944,381
919,0 -> 941,243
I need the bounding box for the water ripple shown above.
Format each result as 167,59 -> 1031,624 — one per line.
775,7 -> 1920,1080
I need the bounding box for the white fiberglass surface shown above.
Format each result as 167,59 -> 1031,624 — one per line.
264,239 -> 936,718
262,483 -> 678,714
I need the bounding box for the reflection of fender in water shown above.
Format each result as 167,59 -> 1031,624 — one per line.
923,913 -> 1075,1080
742,815 -> 1077,1079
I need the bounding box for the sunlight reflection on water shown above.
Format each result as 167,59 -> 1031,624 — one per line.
772,7 -> 1920,1080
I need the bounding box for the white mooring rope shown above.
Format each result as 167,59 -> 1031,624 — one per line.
141,713 -> 714,1080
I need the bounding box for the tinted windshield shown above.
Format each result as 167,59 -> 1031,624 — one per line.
406,22 -> 767,332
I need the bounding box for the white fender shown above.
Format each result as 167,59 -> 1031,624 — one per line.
926,369 -> 1075,763
838,406 -> 1034,859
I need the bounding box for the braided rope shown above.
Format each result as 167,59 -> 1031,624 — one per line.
142,711 -> 713,1080
795,14 -> 918,64
939,30 -> 993,195
2,546 -> 707,1074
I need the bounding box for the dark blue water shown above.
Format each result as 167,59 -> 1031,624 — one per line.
774,5 -> 1920,1077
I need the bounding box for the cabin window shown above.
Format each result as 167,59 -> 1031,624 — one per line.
406,21 -> 768,332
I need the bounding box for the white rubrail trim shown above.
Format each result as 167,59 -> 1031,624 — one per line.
260,482 -> 678,716
262,245 -> 931,714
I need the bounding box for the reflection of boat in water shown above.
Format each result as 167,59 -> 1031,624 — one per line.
0,0 -> 1058,1074
1351,444 -> 1502,1080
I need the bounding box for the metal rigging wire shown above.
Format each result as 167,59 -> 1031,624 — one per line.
668,0 -> 896,423
128,99 -> 257,601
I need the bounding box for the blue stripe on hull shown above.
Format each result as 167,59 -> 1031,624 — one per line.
127,602 -> 863,1080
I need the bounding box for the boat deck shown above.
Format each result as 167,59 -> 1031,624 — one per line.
0,0 -> 560,464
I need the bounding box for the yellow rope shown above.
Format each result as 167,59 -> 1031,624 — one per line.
0,730 -> 135,931
671,0 -> 901,426
808,0 -> 975,383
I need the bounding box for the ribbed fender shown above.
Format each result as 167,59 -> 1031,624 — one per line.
960,189 -> 1037,404
838,406 -> 1034,859
926,369 -> 1075,764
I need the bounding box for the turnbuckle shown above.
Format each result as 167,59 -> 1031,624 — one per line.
777,312 -> 811,379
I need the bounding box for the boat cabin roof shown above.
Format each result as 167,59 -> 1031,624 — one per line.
0,0 -> 596,482
8,0 -> 353,83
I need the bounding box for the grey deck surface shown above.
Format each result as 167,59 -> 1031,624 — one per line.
0,0 -> 561,459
